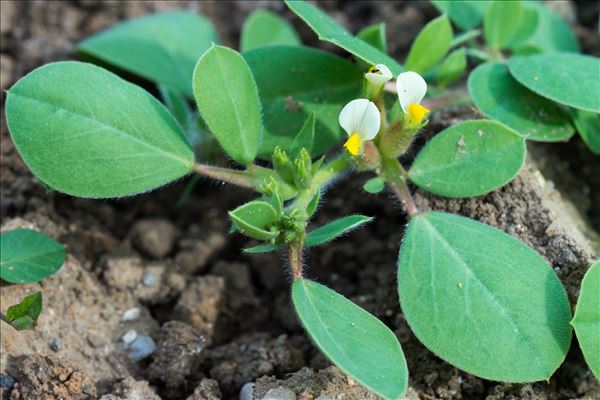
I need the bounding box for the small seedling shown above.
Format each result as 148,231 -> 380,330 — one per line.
3,1 -> 598,397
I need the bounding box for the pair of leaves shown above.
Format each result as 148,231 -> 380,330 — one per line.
4,292 -> 43,331
284,0 -> 402,76
79,11 -> 218,98
399,211 -> 572,381
409,120 -> 526,198
1,229 -> 65,284
571,261 -> 600,379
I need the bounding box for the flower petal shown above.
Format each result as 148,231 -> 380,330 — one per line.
365,64 -> 393,86
338,99 -> 381,140
396,71 -> 427,113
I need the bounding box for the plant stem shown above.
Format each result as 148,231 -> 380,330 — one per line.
381,156 -> 418,217
193,163 -> 256,189
288,237 -> 304,279
450,29 -> 481,48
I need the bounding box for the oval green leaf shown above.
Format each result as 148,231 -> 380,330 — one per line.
1,229 -> 65,284
469,62 -> 574,142
409,120 -> 526,198
305,215 -> 373,247
5,292 -> 43,331
193,45 -> 262,165
79,11 -> 217,98
398,211 -> 572,381
483,0 -> 523,49
437,48 -> 467,88
245,46 -> 362,158
363,177 -> 385,194
6,61 -> 194,198
571,261 -> 600,379
357,23 -> 388,53
240,9 -> 301,52
405,15 -> 453,74
229,200 -> 279,241
431,1 -> 489,31
508,53 -> 600,113
284,0 -> 402,76
293,279 -> 408,399
572,109 -> 600,155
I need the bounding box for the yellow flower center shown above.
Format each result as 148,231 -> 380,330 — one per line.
343,133 -> 362,156
408,103 -> 430,125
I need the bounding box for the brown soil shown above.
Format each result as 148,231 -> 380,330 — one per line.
1,1 -> 599,400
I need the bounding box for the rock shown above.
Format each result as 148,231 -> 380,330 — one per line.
206,333 -> 305,395
127,335 -> 156,362
7,354 -> 97,399
131,218 -> 178,258
148,321 -> 206,389
121,329 -> 138,345
263,387 -> 296,400
48,337 -> 61,352
173,275 -> 226,342
0,374 -> 15,389
239,383 -> 255,400
100,377 -> 161,400
121,307 -> 141,322
186,378 -> 222,400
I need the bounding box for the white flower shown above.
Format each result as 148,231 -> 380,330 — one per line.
396,71 -> 429,125
338,99 -> 381,156
365,64 -> 393,87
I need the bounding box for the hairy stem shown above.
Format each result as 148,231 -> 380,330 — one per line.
193,163 -> 257,189
381,157 -> 418,217
288,237 -> 304,279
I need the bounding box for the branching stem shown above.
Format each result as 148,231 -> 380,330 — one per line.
381,156 -> 418,217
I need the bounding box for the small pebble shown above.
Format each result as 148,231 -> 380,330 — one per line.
142,272 -> 157,287
128,335 -> 156,362
121,329 -> 138,345
263,387 -> 296,400
121,307 -> 141,322
74,322 -> 86,334
0,374 -> 15,390
48,337 -> 61,352
316,396 -> 332,400
239,382 -> 254,400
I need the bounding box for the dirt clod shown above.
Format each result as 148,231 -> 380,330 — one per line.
7,354 -> 97,400
131,218 -> 178,259
185,379 -> 222,400
99,377 -> 161,400
148,321 -> 206,389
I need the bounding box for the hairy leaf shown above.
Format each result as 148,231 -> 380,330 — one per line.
398,211 -> 572,381
293,279 -> 408,398
405,15 -> 453,74
409,120 -> 526,197
6,62 -> 194,198
240,9 -> 301,52
431,0 -> 488,31
305,215 -> 373,247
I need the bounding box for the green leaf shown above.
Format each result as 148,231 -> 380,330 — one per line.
357,23 -> 388,53
398,211 -> 572,381
305,215 -> 373,247
363,177 -> 385,194
5,292 -> 43,331
6,62 -> 194,198
240,9 -> 301,52
437,48 -> 467,87
571,261 -> 600,380
409,120 -> 526,198
468,62 -> 574,142
193,45 -> 262,165
431,1 -> 489,31
508,53 -> 600,113
405,15 -> 453,74
243,243 -> 278,254
1,229 -> 65,284
292,279 -> 408,398
483,0 -> 523,49
288,112 -> 315,159
79,11 -> 217,98
229,200 -> 279,241
245,46 -> 362,158
514,2 -> 579,53
572,109 -> 600,155
505,5 -> 538,50
306,188 -> 321,218
284,0 -> 402,76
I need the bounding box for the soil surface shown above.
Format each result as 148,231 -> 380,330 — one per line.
1,1 -> 599,400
